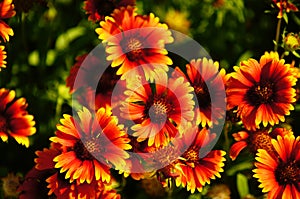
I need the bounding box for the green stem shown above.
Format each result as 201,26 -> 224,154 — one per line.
274,18 -> 282,52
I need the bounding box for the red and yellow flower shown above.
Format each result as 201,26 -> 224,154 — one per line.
229,127 -> 293,161
226,52 -> 297,131
174,125 -> 226,193
0,0 -> 16,42
120,72 -> 195,147
34,143 -> 120,199
0,88 -> 36,147
273,0 -> 298,19
175,58 -> 226,127
96,6 -> 173,80
83,0 -> 135,22
0,45 -> 7,70
253,134 -> 300,199
50,107 -> 131,184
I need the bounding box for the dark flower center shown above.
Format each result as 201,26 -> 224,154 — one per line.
73,138 -> 101,161
246,82 -> 274,106
95,0 -> 116,17
0,114 -> 8,133
275,160 -> 300,185
125,38 -> 143,61
183,148 -> 199,164
147,97 -> 171,124
248,131 -> 275,155
194,82 -> 211,109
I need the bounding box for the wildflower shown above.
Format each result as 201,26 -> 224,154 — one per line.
175,58 -> 226,127
253,134 -> 300,198
226,52 -> 297,130
273,0 -> 298,19
50,107 -> 131,183
120,72 -> 195,147
229,127 -> 293,160
0,88 -> 36,147
0,45 -> 7,70
96,6 -> 173,80
0,0 -> 16,42
83,0 -> 135,22
174,125 -> 226,193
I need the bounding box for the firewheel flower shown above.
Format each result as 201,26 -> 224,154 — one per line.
83,0 -> 135,22
253,134 -> 300,199
120,72 -> 195,147
229,127 -> 293,161
96,6 -> 173,80
175,58 -> 226,127
174,125 -> 226,193
273,0 -> 298,19
0,0 -> 16,42
226,51 -> 297,131
0,46 -> 7,70
50,107 -> 132,184
0,88 -> 36,147
33,144 -> 121,199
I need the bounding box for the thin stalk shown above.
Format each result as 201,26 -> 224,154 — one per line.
274,18 -> 282,52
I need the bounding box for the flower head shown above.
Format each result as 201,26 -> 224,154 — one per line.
229,127 -> 293,161
83,0 -> 135,22
175,58 -> 226,127
1,173 -> 21,198
273,0 -> 298,19
253,134 -> 300,199
0,88 -> 36,147
226,52 -> 297,130
0,45 -> 7,70
121,72 -> 195,147
33,144 -> 120,199
50,107 -> 131,183
0,0 -> 16,42
174,126 -> 226,193
96,6 -> 173,80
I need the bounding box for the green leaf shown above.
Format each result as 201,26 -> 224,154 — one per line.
237,173 -> 249,198
55,27 -> 86,51
283,12 -> 288,24
226,161 -> 254,176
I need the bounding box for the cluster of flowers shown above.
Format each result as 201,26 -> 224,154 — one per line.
0,0 -> 299,198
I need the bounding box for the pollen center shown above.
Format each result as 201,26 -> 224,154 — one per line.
275,160 -> 300,185
73,139 -> 100,161
183,148 -> 199,163
95,0 -> 115,16
246,82 -> 274,106
0,115 -> 8,132
248,131 -> 274,154
148,98 -> 170,124
125,38 -> 143,61
194,83 -> 211,108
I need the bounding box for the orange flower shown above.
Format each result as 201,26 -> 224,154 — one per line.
83,0 -> 135,22
253,134 -> 300,199
175,58 -> 226,127
0,0 -> 16,42
229,127 -> 293,161
120,72 -> 195,147
0,45 -> 7,70
273,0 -> 298,19
0,88 -> 36,147
34,144 -> 120,199
174,125 -> 226,193
50,107 -> 131,183
96,6 -> 173,80
226,52 -> 297,131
